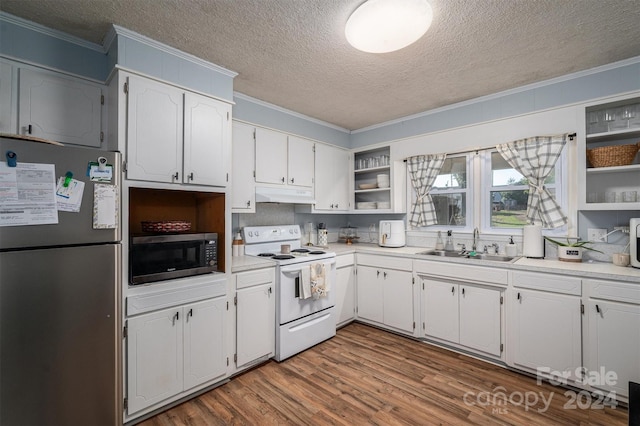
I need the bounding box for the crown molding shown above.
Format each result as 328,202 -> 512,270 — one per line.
111,24 -> 237,78
233,92 -> 351,134
0,11 -> 105,53
352,55 -> 640,134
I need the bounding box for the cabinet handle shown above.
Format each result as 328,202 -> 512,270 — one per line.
377,270 -> 380,278
595,304 -> 600,313
268,287 -> 272,295
335,204 -> 339,209
172,311 -> 179,325
246,200 -> 251,207
173,172 -> 179,181
451,286 -> 455,294
517,292 -> 521,301
188,308 -> 193,318
383,271 -> 387,279
462,288 -> 465,296
28,124 -> 32,134
188,172 -> 194,181
330,204 -> 334,208
281,177 -> 285,183
290,177 -> 294,184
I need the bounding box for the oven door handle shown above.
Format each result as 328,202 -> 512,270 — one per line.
280,259 -> 336,274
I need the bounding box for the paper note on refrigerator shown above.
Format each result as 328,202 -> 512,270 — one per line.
93,184 -> 118,229
55,177 -> 85,212
0,162 -> 59,226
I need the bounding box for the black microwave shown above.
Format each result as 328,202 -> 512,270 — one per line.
129,232 -> 218,285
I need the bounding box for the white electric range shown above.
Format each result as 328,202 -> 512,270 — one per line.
243,225 -> 336,361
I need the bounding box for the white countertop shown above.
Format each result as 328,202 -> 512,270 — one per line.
232,242 -> 640,283
231,255 -> 276,273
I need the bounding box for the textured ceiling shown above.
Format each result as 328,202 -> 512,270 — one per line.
2,0 -> 640,131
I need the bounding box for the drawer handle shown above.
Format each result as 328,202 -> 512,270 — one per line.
595,304 -> 600,314
28,124 -> 32,134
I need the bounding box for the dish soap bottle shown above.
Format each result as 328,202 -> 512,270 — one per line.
444,230 -> 454,251
435,230 -> 444,250
232,231 -> 244,256
506,235 -> 517,257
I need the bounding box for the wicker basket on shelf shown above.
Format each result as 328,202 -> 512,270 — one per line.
586,143 -> 639,168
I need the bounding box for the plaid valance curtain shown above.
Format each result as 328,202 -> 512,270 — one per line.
496,134 -> 568,228
407,154 -> 447,227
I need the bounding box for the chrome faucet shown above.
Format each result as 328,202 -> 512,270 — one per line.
472,227 -> 479,252
491,243 -> 500,254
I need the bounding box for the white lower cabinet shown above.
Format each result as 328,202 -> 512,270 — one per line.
126,297 -> 226,415
509,271 -> 582,382
335,254 -> 356,327
356,254 -> 415,334
421,277 -> 502,358
235,268 -> 275,369
584,279 -> 640,397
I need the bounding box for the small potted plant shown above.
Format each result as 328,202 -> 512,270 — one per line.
543,236 -> 603,262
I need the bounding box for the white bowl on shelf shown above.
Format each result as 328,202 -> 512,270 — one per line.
376,174 -> 390,188
356,202 -> 377,209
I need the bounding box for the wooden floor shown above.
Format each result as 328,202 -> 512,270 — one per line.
141,323 -> 628,425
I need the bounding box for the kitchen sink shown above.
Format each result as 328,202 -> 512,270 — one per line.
417,250 -> 467,258
417,250 -> 517,262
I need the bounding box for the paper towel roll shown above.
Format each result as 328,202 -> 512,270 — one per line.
523,225 -> 544,258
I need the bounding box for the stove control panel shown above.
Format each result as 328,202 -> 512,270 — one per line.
243,225 -> 301,244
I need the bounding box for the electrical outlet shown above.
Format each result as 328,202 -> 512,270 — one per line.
587,228 -> 608,243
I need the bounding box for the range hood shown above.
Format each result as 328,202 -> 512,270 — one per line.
255,186 -> 316,204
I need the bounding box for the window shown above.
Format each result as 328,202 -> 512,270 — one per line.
485,150 -> 563,231
429,155 -> 470,227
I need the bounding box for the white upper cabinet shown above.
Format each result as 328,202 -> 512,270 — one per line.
254,129 -> 314,188
18,67 -> 102,147
126,75 -> 183,183
125,74 -> 230,186
0,61 -> 14,134
231,121 -> 256,212
183,92 -> 231,187
255,127 -> 288,185
287,135 -> 314,187
314,143 -> 350,211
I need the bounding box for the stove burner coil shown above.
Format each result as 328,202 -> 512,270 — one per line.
258,253 -> 276,257
291,248 -> 310,253
309,251 -> 326,255
272,255 -> 295,260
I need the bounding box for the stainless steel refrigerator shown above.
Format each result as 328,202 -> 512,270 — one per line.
0,137 -> 122,426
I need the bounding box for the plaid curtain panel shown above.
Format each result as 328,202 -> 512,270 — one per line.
496,134 -> 568,228
407,154 -> 447,227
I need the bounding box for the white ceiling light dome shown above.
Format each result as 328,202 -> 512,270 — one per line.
345,0 -> 433,53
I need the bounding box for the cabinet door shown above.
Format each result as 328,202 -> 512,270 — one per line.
126,75 -> 183,183
0,61 -> 13,133
183,92 -> 230,187
236,282 -> 275,367
231,121 -> 256,211
183,297 -> 227,391
287,135 -> 314,187
587,300 -> 640,396
314,143 -> 350,211
382,269 -> 414,333
336,264 -> 356,326
255,127 -> 287,185
459,285 -> 502,357
423,279 -> 459,342
18,67 -> 102,146
510,289 -> 581,381
127,307 -> 183,414
356,266 -> 383,323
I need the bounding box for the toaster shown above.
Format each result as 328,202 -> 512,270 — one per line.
379,220 -> 406,247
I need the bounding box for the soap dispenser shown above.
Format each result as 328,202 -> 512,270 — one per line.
444,230 -> 454,251
506,236 -> 517,257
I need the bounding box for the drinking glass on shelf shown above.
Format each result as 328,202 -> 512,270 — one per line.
621,105 -> 636,128
603,109 -> 616,131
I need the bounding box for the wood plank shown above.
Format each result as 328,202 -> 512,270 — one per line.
140,323 -> 628,425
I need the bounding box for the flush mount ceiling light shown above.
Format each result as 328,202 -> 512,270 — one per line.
345,0 -> 433,53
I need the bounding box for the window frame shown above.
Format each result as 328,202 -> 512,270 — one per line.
407,153 -> 474,232
480,148 -> 568,235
